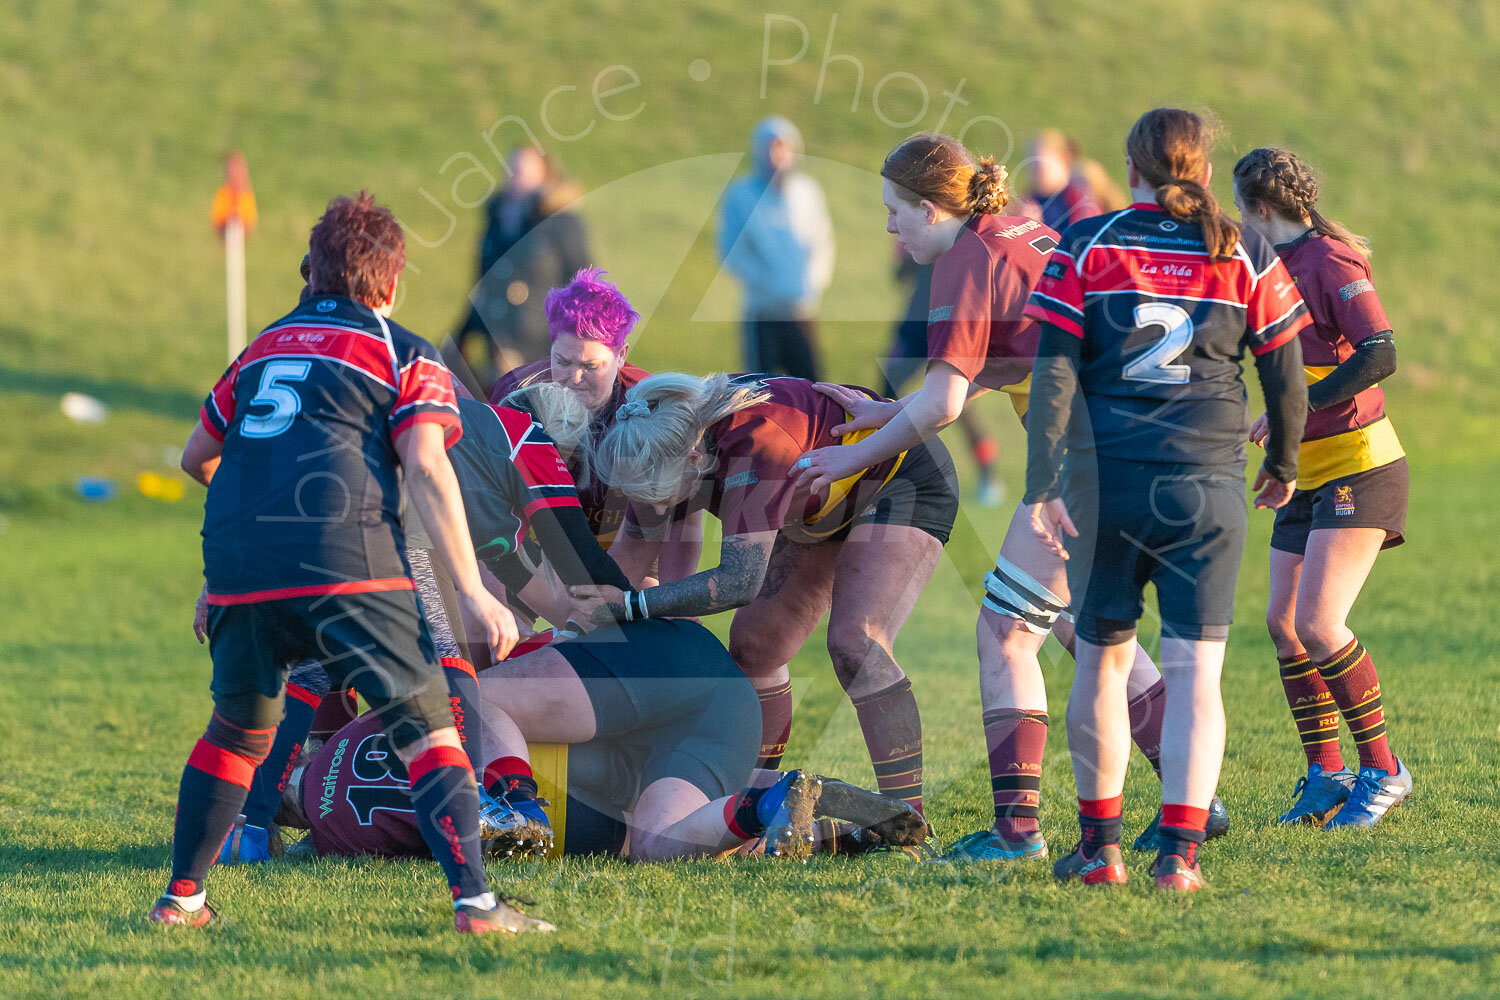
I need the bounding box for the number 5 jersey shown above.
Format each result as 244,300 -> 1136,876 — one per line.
197,295 -> 462,605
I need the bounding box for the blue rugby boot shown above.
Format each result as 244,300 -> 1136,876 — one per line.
1276,764 -> 1357,826
762,769 -> 823,861
217,814 -> 277,864
1133,795 -> 1229,851
1324,758 -> 1412,829
937,826 -> 1047,863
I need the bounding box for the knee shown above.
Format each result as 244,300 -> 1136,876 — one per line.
1292,607 -> 1345,658
728,626 -> 791,680
976,612 -> 1045,670
1266,607 -> 1300,654
826,618 -> 893,689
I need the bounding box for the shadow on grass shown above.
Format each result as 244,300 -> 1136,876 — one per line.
0,363 -> 202,421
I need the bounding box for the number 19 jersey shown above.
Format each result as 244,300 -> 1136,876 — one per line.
198,295 -> 462,604
1024,203 -> 1312,468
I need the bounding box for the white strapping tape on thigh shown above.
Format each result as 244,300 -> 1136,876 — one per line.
982,555 -> 1073,631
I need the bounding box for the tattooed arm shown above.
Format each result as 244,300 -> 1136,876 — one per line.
572,529 -> 778,626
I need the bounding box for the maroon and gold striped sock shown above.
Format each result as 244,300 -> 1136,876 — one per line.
756,679 -> 794,769
982,709 -> 1046,838
852,678 -> 923,814
1316,638 -> 1397,774
1278,653 -> 1345,772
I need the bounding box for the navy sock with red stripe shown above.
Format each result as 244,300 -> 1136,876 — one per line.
240,683 -> 322,829
167,715 -> 275,894
440,658 -> 485,774
407,745 -> 488,900
723,785 -> 771,840
483,756 -> 538,803
1158,803 -> 1208,865
1078,795 -> 1123,857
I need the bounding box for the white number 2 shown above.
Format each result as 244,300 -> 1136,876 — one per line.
1122,302 -> 1194,385
240,359 -> 312,438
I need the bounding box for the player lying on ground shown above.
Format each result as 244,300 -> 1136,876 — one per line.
1025,109 -> 1310,891
577,373 -> 960,815
156,191 -> 548,935
274,618 -> 929,862
1233,147 -> 1413,828
793,132 -> 1223,864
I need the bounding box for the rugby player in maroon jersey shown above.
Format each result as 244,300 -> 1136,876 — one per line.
573,373 -> 959,816
152,192 -> 550,934
276,621 -> 928,863
1234,147 -> 1412,828
792,133 -> 1202,866
1025,109 -> 1311,891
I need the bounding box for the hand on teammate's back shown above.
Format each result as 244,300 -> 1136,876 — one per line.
1251,467 -> 1296,510
566,584 -> 625,629
810,383 -> 900,437
460,588 -> 519,661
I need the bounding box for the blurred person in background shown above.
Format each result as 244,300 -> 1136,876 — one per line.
718,117 -> 835,381
882,242 -> 1003,506
449,145 -> 591,393
1018,129 -> 1102,232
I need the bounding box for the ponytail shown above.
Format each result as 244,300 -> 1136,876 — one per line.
596,373 -> 771,506
1126,107 -> 1240,261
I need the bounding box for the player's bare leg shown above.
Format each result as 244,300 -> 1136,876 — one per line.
627,773 -> 820,862
1151,637 -> 1226,891
1054,636 -> 1133,886
728,538 -> 838,766
827,522 -> 943,813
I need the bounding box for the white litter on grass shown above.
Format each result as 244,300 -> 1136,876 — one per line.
61,392 -> 108,424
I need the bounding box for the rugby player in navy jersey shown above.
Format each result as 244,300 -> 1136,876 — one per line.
151,192 -> 553,934
1024,109 -> 1310,891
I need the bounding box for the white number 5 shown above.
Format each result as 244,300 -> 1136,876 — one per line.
241,359 -> 312,438
1122,302 -> 1194,384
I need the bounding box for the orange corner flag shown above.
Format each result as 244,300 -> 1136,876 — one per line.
211,151 -> 257,233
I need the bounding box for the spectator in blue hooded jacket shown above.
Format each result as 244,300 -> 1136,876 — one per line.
717,117 -> 835,380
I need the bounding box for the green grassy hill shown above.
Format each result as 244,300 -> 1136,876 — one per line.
1,2 -> 1497,997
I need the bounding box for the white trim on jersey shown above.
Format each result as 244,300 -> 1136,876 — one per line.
370,309 -> 402,389
1253,300 -> 1309,340
1029,290 -> 1085,318
1086,289 -> 1249,310
247,351 -> 398,392
1073,208 -> 1136,277
256,320 -> 394,347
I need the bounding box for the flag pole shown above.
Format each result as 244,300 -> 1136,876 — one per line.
225,216 -> 246,361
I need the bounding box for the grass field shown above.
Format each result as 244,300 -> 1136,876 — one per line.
2,2 -> 1498,997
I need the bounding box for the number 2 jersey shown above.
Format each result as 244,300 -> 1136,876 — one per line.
198,295 -> 461,604
1023,203 -> 1312,468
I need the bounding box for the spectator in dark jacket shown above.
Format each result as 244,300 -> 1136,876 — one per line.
452,145 -> 591,393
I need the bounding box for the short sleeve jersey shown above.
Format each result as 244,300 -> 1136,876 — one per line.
1023,204 -> 1313,468
626,376 -> 901,542
199,295 -> 461,603
303,713 -> 427,858
491,358 -> 652,546
448,396 -> 579,569
926,214 -> 1059,417
1275,232 -> 1402,487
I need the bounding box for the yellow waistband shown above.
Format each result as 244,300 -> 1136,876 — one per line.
1297,416 -> 1404,490
799,411 -> 906,539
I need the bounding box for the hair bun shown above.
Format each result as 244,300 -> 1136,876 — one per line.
967,158 -> 1011,215
616,399 -> 650,421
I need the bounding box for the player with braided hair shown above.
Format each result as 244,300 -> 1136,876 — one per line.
794,132 -> 1203,867
1233,147 -> 1412,829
